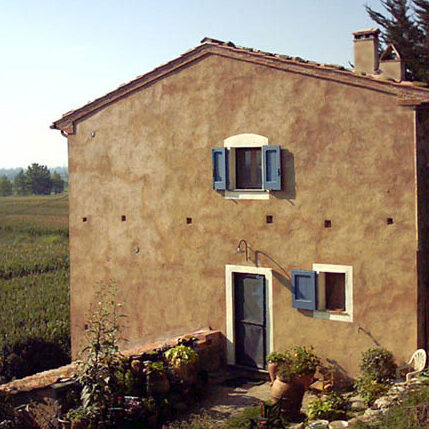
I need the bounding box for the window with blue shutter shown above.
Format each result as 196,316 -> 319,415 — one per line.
262,145 -> 281,190
291,270 -> 317,310
212,147 -> 228,190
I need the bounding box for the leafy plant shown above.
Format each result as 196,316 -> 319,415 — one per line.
307,392 -> 350,421
76,281 -> 126,420
360,347 -> 397,383
288,345 -> 321,376
354,374 -> 389,406
65,405 -> 94,424
354,347 -> 396,407
266,351 -> 287,365
164,345 -> 198,368
276,355 -> 294,382
145,360 -> 166,375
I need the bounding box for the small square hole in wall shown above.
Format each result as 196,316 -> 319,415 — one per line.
84,324 -> 88,330
82,217 -> 87,223
121,215 -> 126,222
324,220 -> 332,228
387,217 -> 394,225
266,215 -> 273,224
186,217 -> 192,224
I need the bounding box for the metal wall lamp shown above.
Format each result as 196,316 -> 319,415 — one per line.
236,239 -> 249,261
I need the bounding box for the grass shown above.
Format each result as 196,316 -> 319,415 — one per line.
164,406 -> 261,428
0,194 -> 70,382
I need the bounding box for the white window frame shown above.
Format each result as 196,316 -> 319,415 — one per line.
312,263 -> 353,323
225,264 -> 274,365
224,133 -> 270,200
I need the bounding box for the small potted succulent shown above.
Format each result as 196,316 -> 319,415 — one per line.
289,345 -> 321,389
266,351 -> 287,384
164,345 -> 199,384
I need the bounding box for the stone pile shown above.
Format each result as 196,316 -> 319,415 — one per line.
347,379 -> 425,427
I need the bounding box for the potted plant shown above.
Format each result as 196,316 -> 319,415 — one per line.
270,357 -> 306,422
164,345 -> 199,384
62,406 -> 93,429
144,360 -> 170,395
289,345 -> 320,389
266,351 -> 287,384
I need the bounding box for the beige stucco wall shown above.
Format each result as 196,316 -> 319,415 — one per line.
67,54 -> 418,376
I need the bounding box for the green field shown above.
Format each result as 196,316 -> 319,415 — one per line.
0,195 -> 70,382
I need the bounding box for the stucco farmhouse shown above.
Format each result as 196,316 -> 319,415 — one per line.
52,29 -> 429,376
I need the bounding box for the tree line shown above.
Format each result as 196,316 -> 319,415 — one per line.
366,0 -> 429,82
0,163 -> 66,197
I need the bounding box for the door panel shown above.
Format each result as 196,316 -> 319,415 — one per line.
234,273 -> 266,369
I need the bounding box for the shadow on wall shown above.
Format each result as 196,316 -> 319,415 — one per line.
273,149 -> 296,202
326,358 -> 354,388
254,250 -> 290,283
357,325 -> 381,347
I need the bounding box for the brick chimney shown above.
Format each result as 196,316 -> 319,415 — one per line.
353,28 -> 380,75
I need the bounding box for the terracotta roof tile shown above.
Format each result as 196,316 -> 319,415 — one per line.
51,38 -> 429,134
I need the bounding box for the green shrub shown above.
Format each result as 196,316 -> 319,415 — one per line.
307,392 -> 350,421
354,374 -> 389,406
360,347 -> 396,383
288,345 -> 321,376
354,347 -> 396,407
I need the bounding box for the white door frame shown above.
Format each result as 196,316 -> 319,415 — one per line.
225,264 -> 274,366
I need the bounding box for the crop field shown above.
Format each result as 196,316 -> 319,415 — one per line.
0,195 -> 70,382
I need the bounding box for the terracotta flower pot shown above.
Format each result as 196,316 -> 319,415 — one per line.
267,361 -> 278,384
294,372 -> 315,390
147,372 -> 170,395
271,378 -> 305,421
175,363 -> 197,384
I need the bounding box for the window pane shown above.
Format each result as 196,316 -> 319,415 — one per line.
236,148 -> 262,189
325,273 -> 346,311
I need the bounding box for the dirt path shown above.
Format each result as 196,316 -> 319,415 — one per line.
164,370 -> 319,427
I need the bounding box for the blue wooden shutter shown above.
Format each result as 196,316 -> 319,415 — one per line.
212,147 -> 228,190
291,270 -> 317,310
262,145 -> 281,190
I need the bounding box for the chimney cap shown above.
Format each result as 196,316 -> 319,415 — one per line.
353,28 -> 380,39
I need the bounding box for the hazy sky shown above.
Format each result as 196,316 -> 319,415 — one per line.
0,0 -> 382,169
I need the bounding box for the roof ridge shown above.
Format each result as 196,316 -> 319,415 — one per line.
51,39 -> 429,133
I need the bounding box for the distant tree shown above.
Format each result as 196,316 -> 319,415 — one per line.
51,172 -> 65,194
366,0 -> 429,82
0,175 -> 13,196
26,163 -> 52,195
13,169 -> 30,195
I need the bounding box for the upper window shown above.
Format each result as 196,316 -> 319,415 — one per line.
291,264 -> 353,323
211,133 -> 282,199
236,148 -> 262,189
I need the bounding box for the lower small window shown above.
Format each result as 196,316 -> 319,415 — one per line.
291,264 -> 353,322
322,272 -> 346,312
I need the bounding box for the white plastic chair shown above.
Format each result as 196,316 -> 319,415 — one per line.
398,349 -> 427,382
